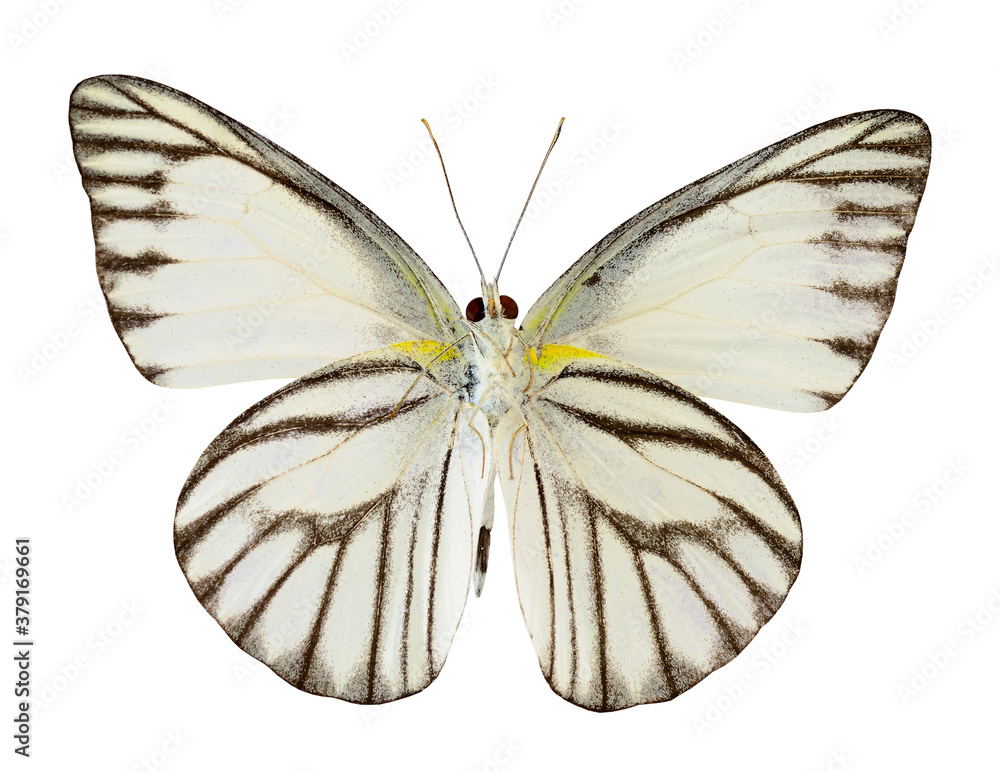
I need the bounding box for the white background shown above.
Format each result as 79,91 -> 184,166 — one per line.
3,0 -> 998,769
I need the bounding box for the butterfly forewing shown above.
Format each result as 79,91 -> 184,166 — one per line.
522,110 -> 930,411
174,345 -> 490,702
69,75 -> 463,387
497,350 -> 801,711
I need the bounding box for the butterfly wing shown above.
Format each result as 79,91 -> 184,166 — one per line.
174,343 -> 490,702
70,75 -> 463,387
496,348 -> 801,711
521,110 -> 931,411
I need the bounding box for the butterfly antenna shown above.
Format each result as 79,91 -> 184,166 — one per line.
422,118 -> 487,290
495,117 -> 565,284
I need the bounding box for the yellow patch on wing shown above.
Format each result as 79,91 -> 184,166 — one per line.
532,344 -> 609,373
390,339 -> 461,368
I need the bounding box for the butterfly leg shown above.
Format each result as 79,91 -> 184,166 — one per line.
461,384 -> 502,479
507,423 -> 527,479
508,329 -> 537,393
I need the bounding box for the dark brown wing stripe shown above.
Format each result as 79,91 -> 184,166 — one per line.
425,442 -> 454,674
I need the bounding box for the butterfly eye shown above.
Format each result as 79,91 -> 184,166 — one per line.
465,297 -> 486,322
499,295 -> 518,320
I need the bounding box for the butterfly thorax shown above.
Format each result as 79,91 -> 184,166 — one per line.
457,315 -> 530,428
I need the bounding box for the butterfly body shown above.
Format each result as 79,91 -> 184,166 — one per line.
462,323 -> 524,424
71,75 -> 929,711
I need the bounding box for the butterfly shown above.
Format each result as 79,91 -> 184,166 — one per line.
70,75 -> 930,712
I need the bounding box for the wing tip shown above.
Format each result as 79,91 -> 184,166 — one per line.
70,74 -> 158,123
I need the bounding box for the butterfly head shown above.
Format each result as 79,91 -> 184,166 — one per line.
465,282 -> 518,323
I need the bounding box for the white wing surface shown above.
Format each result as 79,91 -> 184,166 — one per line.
522,111 -> 930,411
174,344 -> 490,702
70,75 -> 463,387
497,348 -> 801,711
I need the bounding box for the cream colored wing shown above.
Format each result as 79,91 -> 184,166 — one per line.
175,344 -> 491,703
70,75 -> 463,387
497,348 -> 801,711
521,111 -> 930,411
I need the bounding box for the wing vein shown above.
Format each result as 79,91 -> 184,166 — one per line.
297,498 -> 380,688
425,410 -> 461,674
606,516 -> 676,698
367,500 -> 393,701
589,509 -> 609,712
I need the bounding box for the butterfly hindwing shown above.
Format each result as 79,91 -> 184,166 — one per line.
174,344 -> 490,702
497,349 -> 801,711
70,75 -> 463,387
522,110 -> 930,412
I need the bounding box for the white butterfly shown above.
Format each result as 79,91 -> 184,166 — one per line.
70,75 -> 930,711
